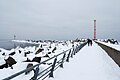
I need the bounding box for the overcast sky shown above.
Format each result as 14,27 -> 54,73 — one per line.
0,0 -> 120,40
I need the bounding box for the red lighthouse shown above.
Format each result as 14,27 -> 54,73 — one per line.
94,20 -> 96,40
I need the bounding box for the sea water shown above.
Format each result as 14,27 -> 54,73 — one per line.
0,39 -> 39,50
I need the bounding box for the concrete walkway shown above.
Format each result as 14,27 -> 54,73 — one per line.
47,42 -> 120,80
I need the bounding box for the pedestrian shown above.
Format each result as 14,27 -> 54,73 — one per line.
87,39 -> 92,46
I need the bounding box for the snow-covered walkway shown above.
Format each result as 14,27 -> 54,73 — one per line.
47,42 -> 120,80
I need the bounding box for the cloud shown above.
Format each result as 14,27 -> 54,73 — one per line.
0,0 -> 120,40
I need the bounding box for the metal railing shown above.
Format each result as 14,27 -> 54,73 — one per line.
3,42 -> 87,80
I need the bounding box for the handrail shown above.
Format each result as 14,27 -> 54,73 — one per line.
3,42 -> 87,80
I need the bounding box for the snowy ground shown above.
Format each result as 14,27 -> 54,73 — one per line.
46,42 -> 120,80
0,40 -> 81,80
0,40 -> 120,80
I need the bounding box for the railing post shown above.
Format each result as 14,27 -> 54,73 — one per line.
30,66 -> 39,80
66,49 -> 71,62
60,53 -> 66,68
76,46 -> 79,53
49,57 -> 57,78
75,47 -> 77,53
73,47 -> 76,55
78,45 -> 80,51
71,48 -> 74,58
77,46 -> 79,52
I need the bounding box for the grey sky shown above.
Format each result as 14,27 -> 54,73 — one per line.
0,0 -> 120,40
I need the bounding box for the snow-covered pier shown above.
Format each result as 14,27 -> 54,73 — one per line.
47,42 -> 120,80
1,41 -> 120,80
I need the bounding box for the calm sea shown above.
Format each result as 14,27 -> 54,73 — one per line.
0,39 -> 39,50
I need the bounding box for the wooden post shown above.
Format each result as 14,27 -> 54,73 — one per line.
49,58 -> 57,78
60,53 -> 66,68
66,50 -> 71,62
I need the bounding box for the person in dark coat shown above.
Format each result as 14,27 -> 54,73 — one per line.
87,39 -> 92,46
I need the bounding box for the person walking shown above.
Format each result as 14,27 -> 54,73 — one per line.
87,39 -> 92,46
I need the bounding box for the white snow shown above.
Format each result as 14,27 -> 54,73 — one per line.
47,42 -> 120,80
0,40 -> 120,80
0,40 -> 77,80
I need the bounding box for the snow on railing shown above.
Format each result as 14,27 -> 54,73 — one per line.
2,42 -> 87,80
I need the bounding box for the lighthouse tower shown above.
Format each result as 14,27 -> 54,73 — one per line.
94,20 -> 96,40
